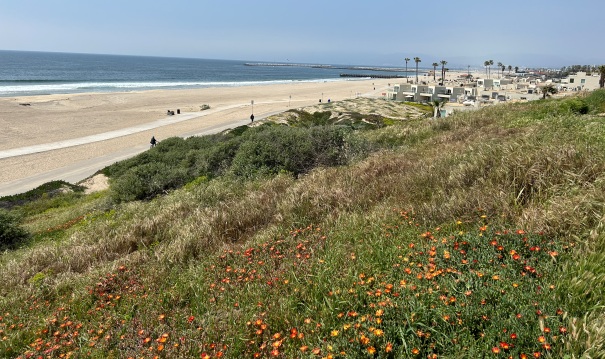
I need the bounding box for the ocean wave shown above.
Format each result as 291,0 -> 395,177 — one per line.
0,79 -> 345,96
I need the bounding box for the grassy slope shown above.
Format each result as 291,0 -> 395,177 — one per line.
1,93 -> 605,358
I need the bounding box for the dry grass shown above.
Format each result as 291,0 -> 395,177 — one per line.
2,94 -> 605,357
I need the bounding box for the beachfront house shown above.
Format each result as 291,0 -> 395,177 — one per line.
476,78 -> 503,91
389,83 -> 476,103
389,83 -> 414,101
415,85 -> 431,102
560,71 -> 601,91
445,86 -> 476,102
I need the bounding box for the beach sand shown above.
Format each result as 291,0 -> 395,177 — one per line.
0,78 -> 394,194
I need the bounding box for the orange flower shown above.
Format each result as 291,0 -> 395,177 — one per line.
411,348 -> 420,355
537,335 -> 546,343
158,314 -> 166,321
360,335 -> 370,345
491,347 -> 500,353
367,346 -> 376,355
385,342 -> 393,352
299,345 -> 309,352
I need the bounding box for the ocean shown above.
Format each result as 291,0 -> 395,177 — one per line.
0,50 -> 412,97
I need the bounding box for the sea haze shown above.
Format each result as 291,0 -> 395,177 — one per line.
0,51 -> 409,97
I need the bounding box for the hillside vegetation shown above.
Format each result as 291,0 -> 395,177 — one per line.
1,92 -> 605,358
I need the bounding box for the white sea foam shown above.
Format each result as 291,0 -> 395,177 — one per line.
0,78 -> 347,96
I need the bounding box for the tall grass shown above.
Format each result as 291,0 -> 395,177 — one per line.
1,92 -> 605,357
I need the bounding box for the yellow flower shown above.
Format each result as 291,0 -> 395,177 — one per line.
330,330 -> 339,337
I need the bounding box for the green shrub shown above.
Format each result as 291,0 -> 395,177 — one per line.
561,98 -> 589,114
0,209 -> 29,249
229,125 -> 351,178
110,162 -> 190,202
0,181 -> 83,211
584,89 -> 605,113
286,110 -> 333,127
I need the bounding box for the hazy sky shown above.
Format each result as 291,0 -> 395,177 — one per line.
1,0 -> 603,68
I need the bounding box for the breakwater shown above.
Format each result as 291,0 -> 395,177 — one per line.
339,73 -> 406,79
244,62 -> 409,73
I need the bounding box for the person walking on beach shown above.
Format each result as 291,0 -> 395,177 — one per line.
250,114 -> 254,123
150,136 -> 157,148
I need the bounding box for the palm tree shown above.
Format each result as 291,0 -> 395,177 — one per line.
488,60 -> 494,79
514,66 -> 519,73
440,60 -> 448,84
540,84 -> 558,99
430,99 -> 446,118
598,65 -> 605,88
414,57 -> 421,84
484,60 -> 490,78
497,62 -> 503,78
404,58 -> 410,83
432,62 -> 438,81
508,65 -> 512,74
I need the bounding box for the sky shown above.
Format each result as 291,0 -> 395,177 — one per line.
0,0 -> 603,69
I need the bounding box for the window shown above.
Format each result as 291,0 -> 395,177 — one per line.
570,78 -> 574,83
581,79 -> 586,84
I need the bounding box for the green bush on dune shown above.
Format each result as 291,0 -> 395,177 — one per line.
0,209 -> 29,249
106,122 -> 373,202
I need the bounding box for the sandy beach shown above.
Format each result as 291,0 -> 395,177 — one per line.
0,78 -> 394,195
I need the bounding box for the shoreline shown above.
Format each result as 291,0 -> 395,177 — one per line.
0,78 -> 393,196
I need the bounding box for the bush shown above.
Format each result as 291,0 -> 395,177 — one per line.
110,162 -> 190,202
584,89 -> 605,113
561,98 -> 589,114
0,209 -> 29,249
229,125 -> 351,178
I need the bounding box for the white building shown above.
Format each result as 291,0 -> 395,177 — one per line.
560,72 -> 601,91
388,83 -> 476,103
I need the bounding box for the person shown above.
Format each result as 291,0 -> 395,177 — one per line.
250,114 -> 255,122
150,136 -> 157,148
